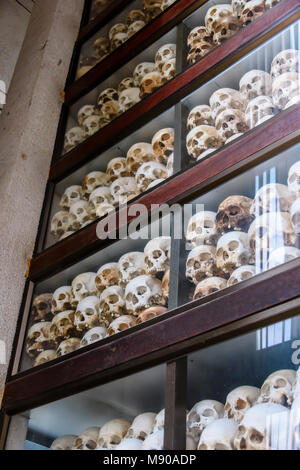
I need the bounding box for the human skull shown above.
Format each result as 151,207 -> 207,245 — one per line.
271,49 -> 300,78
224,386 -> 260,423
93,37 -> 110,58
193,277 -> 227,300
143,0 -> 164,21
144,236 -> 171,275
216,195 -> 254,233
268,246 -> 300,269
152,128 -> 174,164
212,13 -> 241,46
161,58 -> 176,84
137,306 -> 168,324
80,326 -> 107,347
248,212 -> 296,253
133,62 -> 157,86
126,413 -> 156,440
110,177 -> 140,206
52,286 -> 72,315
186,125 -> 223,159
245,95 -> 276,128
34,350 -> 57,367
186,211 -> 219,247
89,187 -> 114,219
111,32 -> 128,51
98,419 -> 131,449
119,88 -> 141,113
187,26 -> 213,48
272,72 -> 300,109
106,157 -> 129,182
142,430 -> 164,450
227,265 -> 256,286
288,161 -> 300,198
118,252 -> 147,286
73,427 -> 101,450
82,114 -> 103,137
56,338 -> 81,357
50,310 -> 76,343
250,183 -> 293,215
99,286 -> 125,322
32,293 -> 53,322
108,23 -> 128,42
95,263 -> 121,293
215,108 -> 249,141
51,211 -> 73,238
125,275 -> 165,314
187,38 -> 214,64
126,9 -> 146,25
291,198 -> 300,234
187,105 -> 214,131
198,418 -> 238,450
205,5 -> 235,34
71,272 -> 97,307
64,127 -> 85,153
82,171 -> 109,200
77,105 -> 99,127
107,315 -> 137,336
140,71 -> 162,98
50,435 -> 77,450
258,369 -> 296,406
240,0 -> 266,26
155,44 -> 176,72
186,245 -> 221,284
239,70 -> 273,101
118,77 -> 136,94
128,20 -> 146,38
126,142 -> 156,173
135,161 -> 168,192
97,88 -> 120,120
209,88 -> 246,119
234,403 -> 289,450
216,231 -> 254,274
60,186 -> 83,210
69,200 -> 91,230
75,296 -> 100,331
187,400 -> 224,441
26,322 -> 54,357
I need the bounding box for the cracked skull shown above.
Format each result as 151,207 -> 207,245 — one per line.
51,286 -> 72,315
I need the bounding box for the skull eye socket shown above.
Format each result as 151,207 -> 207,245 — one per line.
209,287 -> 219,294
228,240 -> 239,251
202,408 -> 214,417
199,252 -> 211,262
228,206 -> 241,216
58,294 -> 66,301
137,286 -> 147,295
86,440 -> 97,450
86,308 -> 95,316
274,378 -> 287,388
249,430 -> 264,444
38,302 -> 48,310
119,322 -> 130,331
235,398 -> 247,410
111,435 -> 121,446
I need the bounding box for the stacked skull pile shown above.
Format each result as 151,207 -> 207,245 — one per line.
186,48 -> 300,161
77,0 -> 177,79
186,0 -> 281,65
26,237 -> 170,368
53,130 -> 174,241
185,159 -> 300,300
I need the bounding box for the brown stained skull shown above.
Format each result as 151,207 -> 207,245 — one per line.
32,293 -> 53,322
137,306 -> 168,324
187,26 -> 213,48
240,0 -> 266,26
212,16 -> 241,46
140,71 -> 162,98
93,37 -> 110,58
187,105 -> 215,131
216,195 -> 254,233
187,39 -> 214,65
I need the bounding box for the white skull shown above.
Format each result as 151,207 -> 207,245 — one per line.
106,157 -> 129,182
69,200 -> 90,230
128,20 -> 146,38
215,108 -> 249,141
144,236 -> 171,275
186,211 -> 219,247
34,350 -> 57,367
75,296 -> 100,331
216,232 -> 254,274
51,286 -> 72,315
110,177 -> 140,206
288,161 -> 300,198
82,114 -> 103,137
270,49 -> 300,79
186,125 -> 223,159
234,403 -> 289,450
32,293 -> 53,322
227,265 -> 256,286
89,186 -> 114,219
140,71 -> 162,98
133,62 -> 156,86
51,211 -> 73,238
118,77 -> 136,94
245,95 -> 276,128
82,171 -> 109,200
268,246 -> 300,269
111,32 -> 128,51
209,88 -> 246,120
126,413 -> 156,440
239,70 -> 273,101
224,386 -> 260,423
73,427 -> 101,450
291,198 -> 300,234
153,409 -> 165,432
198,418 -> 238,450
125,275 -> 165,314
126,142 -> 156,173
119,88 -> 141,113
97,419 -> 131,448
50,310 -> 76,342
251,183 -> 294,215
187,105 -> 214,131
155,44 -> 176,72
135,161 -> 167,192
80,326 -> 107,347
248,212 -> 296,253
205,4 -> 235,34
240,0 -> 266,26
26,322 -> 54,357
187,26 -> 213,48
64,127 -> 85,153
107,314 -> 137,336
152,128 -> 174,164
108,23 -> 128,41
161,58 -> 176,84
71,272 -> 97,307
208,6 -> 241,45
193,276 -> 227,300
60,186 -> 83,210
95,263 -> 121,293
142,430 -> 164,450
56,337 -> 81,357
258,370 -> 296,406
114,438 -> 143,450
50,435 -> 77,450
187,400 -> 225,441
186,245 -> 220,285
118,251 -> 147,286
272,72 -> 300,109
99,285 -> 125,322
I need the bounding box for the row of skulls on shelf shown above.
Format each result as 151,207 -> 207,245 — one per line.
50,365 -> 300,450
186,48 -> 300,161
26,237 -> 171,367
53,129 -> 174,241
79,0 -> 177,78
65,43 -> 177,154
185,159 -> 300,301
187,0 -> 281,65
